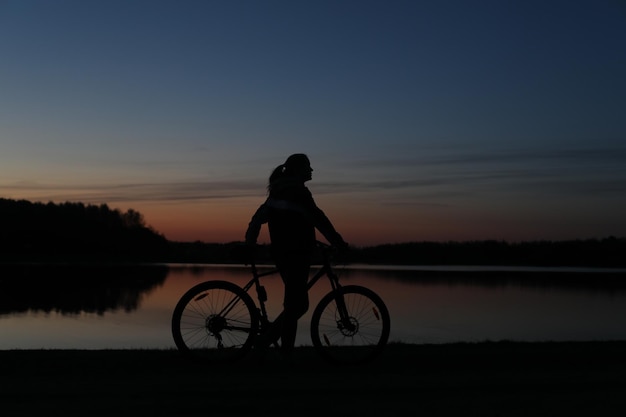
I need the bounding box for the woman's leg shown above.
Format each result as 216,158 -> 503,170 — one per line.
277,259 -> 310,356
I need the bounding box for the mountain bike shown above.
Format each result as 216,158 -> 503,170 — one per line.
171,241 -> 390,365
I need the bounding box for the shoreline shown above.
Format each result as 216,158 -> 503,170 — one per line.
2,341 -> 625,416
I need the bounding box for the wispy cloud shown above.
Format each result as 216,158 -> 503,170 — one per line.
3,146 -> 625,206
0,180 -> 265,204
340,146 -> 626,197
347,146 -> 626,168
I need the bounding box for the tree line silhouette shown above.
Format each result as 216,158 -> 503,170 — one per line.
1,197 -> 624,267
0,198 -> 169,262
349,238 -> 626,268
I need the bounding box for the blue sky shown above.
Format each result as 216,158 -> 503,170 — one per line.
1,0 -> 625,245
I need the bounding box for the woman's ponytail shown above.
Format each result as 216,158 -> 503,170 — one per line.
268,164 -> 285,190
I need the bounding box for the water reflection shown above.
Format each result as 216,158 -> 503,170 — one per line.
0,264 -> 168,316
341,267 -> 626,293
1,264 -> 625,349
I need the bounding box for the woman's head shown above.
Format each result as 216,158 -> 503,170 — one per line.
283,153 -> 312,181
268,153 -> 313,189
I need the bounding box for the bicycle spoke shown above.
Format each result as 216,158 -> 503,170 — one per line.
311,285 -> 390,365
171,280 -> 258,362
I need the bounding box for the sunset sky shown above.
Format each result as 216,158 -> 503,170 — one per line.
1,0 -> 625,246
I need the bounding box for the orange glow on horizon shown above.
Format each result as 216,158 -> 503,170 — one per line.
131,194 -> 616,247
137,197 -> 471,246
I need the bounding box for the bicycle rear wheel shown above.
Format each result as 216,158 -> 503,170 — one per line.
171,280 -> 259,363
310,285 -> 390,365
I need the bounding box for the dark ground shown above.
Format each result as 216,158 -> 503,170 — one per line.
1,341 -> 625,416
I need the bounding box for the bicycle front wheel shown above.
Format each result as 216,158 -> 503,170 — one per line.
171,280 -> 259,363
310,285 -> 390,365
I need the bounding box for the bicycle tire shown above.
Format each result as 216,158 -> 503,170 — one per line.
171,280 -> 259,363
310,285 -> 390,365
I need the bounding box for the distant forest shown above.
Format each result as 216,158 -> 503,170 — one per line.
1,198 -> 625,267
0,198 -> 169,262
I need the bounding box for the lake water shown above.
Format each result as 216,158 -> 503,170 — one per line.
1,263 -> 626,349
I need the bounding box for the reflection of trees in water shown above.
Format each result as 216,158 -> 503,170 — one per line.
0,264 -> 168,315
338,268 -> 626,294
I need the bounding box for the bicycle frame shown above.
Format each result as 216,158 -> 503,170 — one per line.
243,242 -> 345,335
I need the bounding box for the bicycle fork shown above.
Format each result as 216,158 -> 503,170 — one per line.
324,288 -> 359,346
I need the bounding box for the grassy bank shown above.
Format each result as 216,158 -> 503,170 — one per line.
2,341 -> 625,416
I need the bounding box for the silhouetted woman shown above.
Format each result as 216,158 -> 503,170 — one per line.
245,153 -> 347,357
